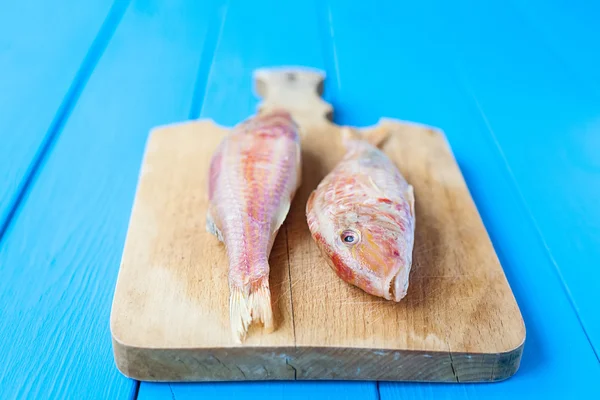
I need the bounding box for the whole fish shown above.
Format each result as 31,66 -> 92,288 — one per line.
207,109 -> 301,342
306,127 -> 415,301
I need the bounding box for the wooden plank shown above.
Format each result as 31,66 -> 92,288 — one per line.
138,381 -> 378,400
321,0 -> 600,397
509,0 -> 600,93
434,0 -> 600,358
111,67 -> 524,382
0,1 -> 222,398
137,0 -> 378,398
0,0 -> 118,229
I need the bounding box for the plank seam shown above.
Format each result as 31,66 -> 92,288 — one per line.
168,384 -> 176,400
448,352 -> 460,383
316,0 -> 341,99
284,222 -> 297,351
0,0 -> 131,245
463,79 -> 600,363
189,0 -> 229,119
439,160 -> 464,383
285,357 -> 298,380
132,381 -> 141,400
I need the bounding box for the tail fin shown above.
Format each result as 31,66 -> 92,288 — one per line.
341,126 -> 391,149
229,277 -> 274,343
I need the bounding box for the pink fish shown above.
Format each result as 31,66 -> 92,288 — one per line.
306,127 -> 415,301
207,109 -> 301,342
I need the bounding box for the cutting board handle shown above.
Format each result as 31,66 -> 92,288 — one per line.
254,67 -> 333,123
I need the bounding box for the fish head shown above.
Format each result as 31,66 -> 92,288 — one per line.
307,194 -> 414,302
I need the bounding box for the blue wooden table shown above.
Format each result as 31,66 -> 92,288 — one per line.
1,0 -> 599,398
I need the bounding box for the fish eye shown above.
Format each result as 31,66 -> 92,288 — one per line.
340,229 -> 360,245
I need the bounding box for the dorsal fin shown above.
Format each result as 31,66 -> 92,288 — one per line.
341,126 -> 391,148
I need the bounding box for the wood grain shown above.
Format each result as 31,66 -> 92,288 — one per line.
111,67 -> 525,383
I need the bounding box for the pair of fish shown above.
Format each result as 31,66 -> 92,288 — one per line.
207,109 -> 415,342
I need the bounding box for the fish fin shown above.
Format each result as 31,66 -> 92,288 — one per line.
274,199 -> 292,233
296,123 -> 308,140
341,126 -> 362,144
229,287 -> 252,343
230,278 -> 274,343
341,126 -> 391,148
306,190 -> 317,214
296,142 -> 302,188
249,278 -> 275,333
266,200 -> 292,255
363,125 -> 392,148
406,184 -> 415,217
206,208 -> 223,242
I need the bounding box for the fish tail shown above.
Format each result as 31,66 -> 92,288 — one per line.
341,126 -> 391,148
229,276 -> 274,343
249,278 -> 275,332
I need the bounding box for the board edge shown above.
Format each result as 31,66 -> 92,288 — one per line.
110,335 -> 525,383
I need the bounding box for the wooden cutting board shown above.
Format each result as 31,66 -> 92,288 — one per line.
110,67 -> 525,383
